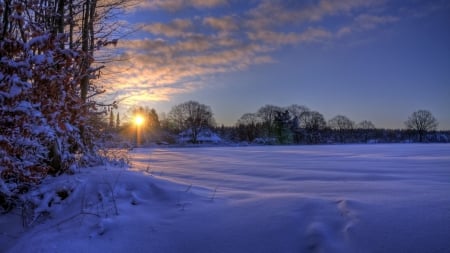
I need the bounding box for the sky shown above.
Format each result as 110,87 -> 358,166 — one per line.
99,0 -> 450,129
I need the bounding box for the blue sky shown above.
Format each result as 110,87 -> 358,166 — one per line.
101,0 -> 450,129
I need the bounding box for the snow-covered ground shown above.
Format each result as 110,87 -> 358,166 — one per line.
1,144 -> 450,253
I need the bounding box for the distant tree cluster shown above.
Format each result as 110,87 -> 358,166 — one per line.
246,106 -> 438,143
230,106 -> 445,144
109,101 -> 216,145
231,104 -> 362,144
113,101 -> 448,146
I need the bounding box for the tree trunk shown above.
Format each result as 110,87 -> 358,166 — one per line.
56,0 -> 65,35
80,0 -> 90,102
1,0 -> 10,40
48,140 -> 62,174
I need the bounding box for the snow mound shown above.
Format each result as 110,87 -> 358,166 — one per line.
1,165 -> 214,253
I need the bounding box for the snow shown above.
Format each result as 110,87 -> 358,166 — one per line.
31,55 -> 47,65
27,34 -> 50,49
178,129 -> 222,144
1,144 -> 450,253
13,101 -> 34,113
8,85 -> 22,98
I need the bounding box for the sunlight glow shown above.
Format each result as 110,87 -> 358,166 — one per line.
134,115 -> 145,126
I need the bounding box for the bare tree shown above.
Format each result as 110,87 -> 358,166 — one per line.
328,115 -> 355,130
168,101 -> 215,143
286,104 -> 309,129
300,111 -> 326,144
237,113 -> 261,142
328,115 -> 355,143
356,120 -> 376,143
357,120 -> 375,130
257,105 -> 282,138
405,110 -> 438,142
237,113 -> 261,126
301,111 -> 327,130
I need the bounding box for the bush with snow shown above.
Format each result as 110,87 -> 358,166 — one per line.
0,1 -> 112,212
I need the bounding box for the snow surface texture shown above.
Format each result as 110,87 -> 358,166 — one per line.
1,144 -> 449,253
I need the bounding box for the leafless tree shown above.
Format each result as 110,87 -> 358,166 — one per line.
301,111 -> 327,130
328,115 -> 355,143
237,113 -> 260,126
257,105 -> 282,138
236,113 -> 261,142
357,120 -> 375,130
168,101 -> 215,143
300,111 -> 326,144
356,120 -> 376,143
328,115 -> 355,130
405,110 -> 438,142
286,104 -> 309,129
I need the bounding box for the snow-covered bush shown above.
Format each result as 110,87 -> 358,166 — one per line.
0,1 -> 101,212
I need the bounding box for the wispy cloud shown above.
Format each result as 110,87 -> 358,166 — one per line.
100,36 -> 266,105
248,28 -> 332,45
246,0 -> 382,29
203,16 -> 238,32
138,0 -> 228,11
355,14 -> 398,30
141,18 -> 194,38
336,14 -> 398,37
101,0 -> 446,109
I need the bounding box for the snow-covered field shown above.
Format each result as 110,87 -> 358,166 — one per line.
1,144 -> 450,253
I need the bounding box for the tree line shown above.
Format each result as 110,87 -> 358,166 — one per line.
109,101 -> 448,146
224,105 -> 446,144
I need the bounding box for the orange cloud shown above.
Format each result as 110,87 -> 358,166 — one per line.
203,16 -> 238,32
141,19 -> 194,37
102,0 -> 438,109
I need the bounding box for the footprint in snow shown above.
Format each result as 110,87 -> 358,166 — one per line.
336,199 -> 358,237
305,222 -> 328,253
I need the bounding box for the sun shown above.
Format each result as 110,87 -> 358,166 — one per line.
134,115 -> 144,126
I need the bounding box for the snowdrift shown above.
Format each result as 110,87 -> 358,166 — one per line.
1,144 -> 449,253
